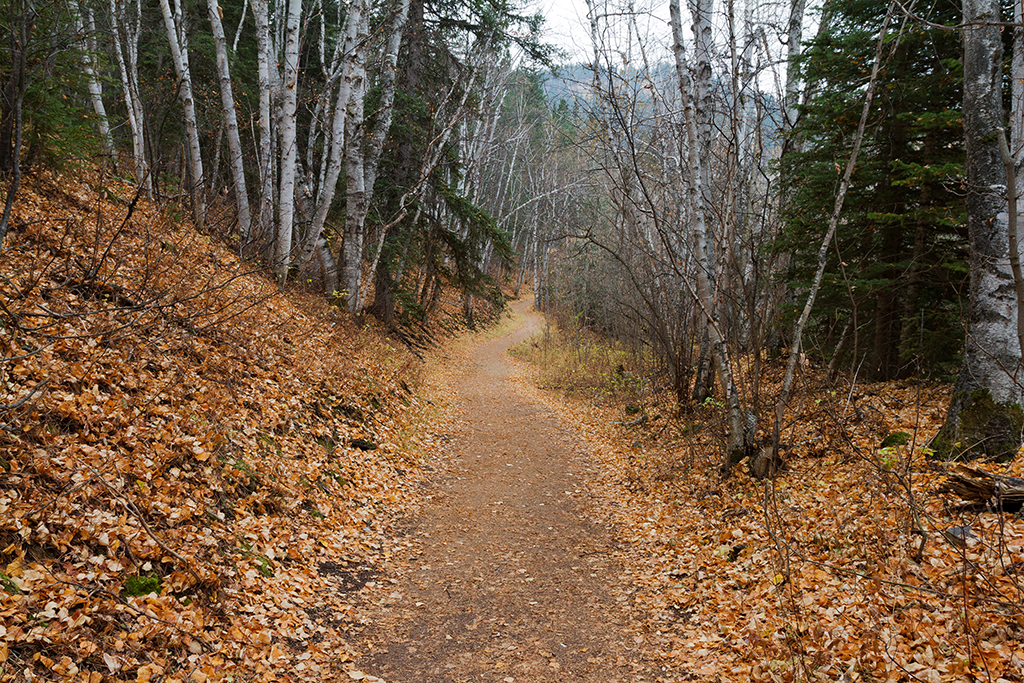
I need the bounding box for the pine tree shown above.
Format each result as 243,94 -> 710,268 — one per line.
779,0 -> 966,380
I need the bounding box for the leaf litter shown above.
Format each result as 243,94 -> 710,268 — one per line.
2,167 -> 1024,683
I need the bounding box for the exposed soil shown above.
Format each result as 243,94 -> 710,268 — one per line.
356,300 -> 662,682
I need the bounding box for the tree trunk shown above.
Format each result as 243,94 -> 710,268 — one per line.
70,0 -> 113,155
274,0 -> 302,281
158,0 -> 205,231
109,0 -> 150,195
302,0 -> 363,275
770,2 -> 895,471
253,0 -> 275,250
342,6 -> 370,311
207,0 -> 252,240
0,0 -> 31,251
932,0 -> 1024,462
669,0 -> 747,474
783,0 -> 807,131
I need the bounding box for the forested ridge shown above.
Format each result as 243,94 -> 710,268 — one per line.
2,0 -> 1024,679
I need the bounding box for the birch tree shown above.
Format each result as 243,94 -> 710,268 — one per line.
341,4 -> 370,310
69,0 -> 112,155
158,0 -> 205,230
207,0 -> 251,240
670,0 -> 749,472
274,0 -> 303,281
932,0 -> 1024,462
253,0 -> 275,244
108,0 -> 149,193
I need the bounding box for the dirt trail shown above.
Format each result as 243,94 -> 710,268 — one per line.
357,300 -> 661,682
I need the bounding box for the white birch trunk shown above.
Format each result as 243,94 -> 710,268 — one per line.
274,0 -> 303,280
687,0 -> 714,170
158,0 -> 205,230
670,0 -> 746,472
70,0 -> 113,155
207,0 -> 252,240
783,0 -> 807,131
253,0 -> 275,243
301,0 -> 364,273
342,7 -> 370,311
109,0 -> 149,193
362,0 -> 411,207
356,28 -> 487,311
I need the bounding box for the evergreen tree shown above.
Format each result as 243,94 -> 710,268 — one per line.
779,0 -> 966,380
367,0 -> 549,328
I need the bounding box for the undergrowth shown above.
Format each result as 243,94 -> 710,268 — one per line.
508,318 -> 649,405
0,166 -> 449,682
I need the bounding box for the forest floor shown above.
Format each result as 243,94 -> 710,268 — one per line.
2,167 -> 1024,683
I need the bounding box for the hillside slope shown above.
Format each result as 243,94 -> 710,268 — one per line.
0,169 -> 441,682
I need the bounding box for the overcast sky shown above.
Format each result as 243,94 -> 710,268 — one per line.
530,0 -> 672,64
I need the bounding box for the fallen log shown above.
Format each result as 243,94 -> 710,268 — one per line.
940,463 -> 1024,510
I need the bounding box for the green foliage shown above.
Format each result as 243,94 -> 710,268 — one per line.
0,0 -> 103,173
0,570 -> 21,595
779,0 -> 966,380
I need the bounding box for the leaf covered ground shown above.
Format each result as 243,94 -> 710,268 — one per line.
510,328 -> 1024,682
3,167 -> 1024,683
0,169 -> 453,682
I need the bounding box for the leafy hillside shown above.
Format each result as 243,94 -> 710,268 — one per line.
0,169 -> 443,682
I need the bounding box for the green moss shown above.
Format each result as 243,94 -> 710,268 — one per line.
930,390 -> 1023,462
123,574 -> 161,597
0,571 -> 21,595
256,555 -> 274,578
880,431 -> 911,448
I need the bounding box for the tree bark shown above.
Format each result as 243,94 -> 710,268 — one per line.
109,0 -> 150,195
932,0 -> 1024,462
70,0 -> 113,155
342,6 -> 370,310
274,0 -> 303,281
158,0 -> 205,230
669,0 -> 747,474
207,0 -> 252,240
253,0 -> 275,249
301,0 -> 363,276
770,2 -> 895,466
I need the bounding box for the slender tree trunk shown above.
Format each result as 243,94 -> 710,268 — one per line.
784,0 -> 807,131
303,0 -> 363,271
70,0 -> 113,155
670,0 -> 747,474
207,0 -> 252,240
0,0 -> 31,251
771,4 -> 895,464
932,0 -> 1024,462
274,0 -> 302,281
342,7 -> 370,310
253,0 -> 275,248
349,0 -> 411,310
158,0 -> 205,230
109,0 -> 149,195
